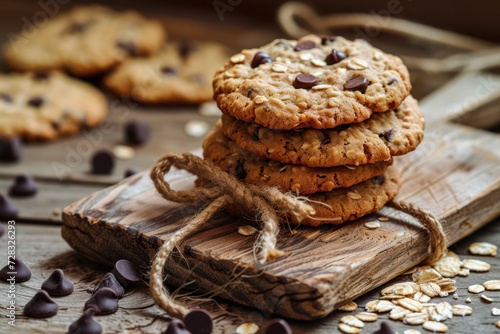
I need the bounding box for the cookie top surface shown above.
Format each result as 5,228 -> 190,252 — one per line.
222,95 -> 424,167
303,164 -> 401,226
3,5 -> 165,76
0,71 -> 107,141
104,41 -> 229,104
213,34 -> 411,130
202,122 -> 389,195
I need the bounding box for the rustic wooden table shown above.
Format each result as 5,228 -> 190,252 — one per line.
0,2 -> 499,333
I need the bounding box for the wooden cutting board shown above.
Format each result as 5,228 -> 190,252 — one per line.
62,72 -> 500,320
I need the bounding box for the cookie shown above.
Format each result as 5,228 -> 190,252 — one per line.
221,96 -> 424,167
303,164 -> 401,226
0,71 -> 107,141
104,41 -> 229,104
3,5 -> 165,76
213,34 -> 411,130
202,123 -> 390,195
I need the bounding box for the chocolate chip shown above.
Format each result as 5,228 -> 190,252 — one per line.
66,22 -> 88,34
1,257 -> 31,282
90,150 -> 115,175
184,309 -> 213,334
164,319 -> 191,334
161,66 -> 177,75
125,120 -> 151,146
379,129 -> 394,142
84,287 -> 119,315
294,40 -> 316,51
325,49 -> 347,65
124,167 -> 141,179
28,97 -> 44,108
321,35 -> 337,45
93,273 -> 125,298
293,73 -> 317,89
0,193 -> 19,221
233,160 -> 247,181
69,308 -> 103,334
344,76 -> 369,93
0,93 -> 12,103
388,78 -> 397,85
24,290 -> 58,318
0,137 -> 22,162
51,122 -> 61,130
112,259 -> 141,288
374,175 -> 385,185
9,174 -> 38,197
321,132 -> 331,145
372,321 -> 396,334
41,269 -> 74,296
180,42 -> 197,59
251,51 -> 273,68
265,319 -> 292,334
117,41 -> 138,57
33,71 -> 51,81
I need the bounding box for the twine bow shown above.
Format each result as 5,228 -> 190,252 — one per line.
149,152 -> 315,318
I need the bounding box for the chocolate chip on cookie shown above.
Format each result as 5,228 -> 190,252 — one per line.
294,40 -> 316,51
293,74 -> 317,89
251,51 -> 273,68
344,76 -> 369,93
325,49 -> 347,65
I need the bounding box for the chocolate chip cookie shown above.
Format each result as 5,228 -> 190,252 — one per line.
302,164 -> 401,226
203,122 -> 390,195
104,41 -> 229,104
3,5 -> 165,76
222,96 -> 424,167
0,71 -> 107,141
213,34 -> 411,130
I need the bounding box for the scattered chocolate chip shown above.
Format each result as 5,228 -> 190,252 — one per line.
84,287 -> 119,315
265,319 -> 292,334
344,76 -> 369,93
124,167 -> 141,179
180,42 -> 197,59
388,78 -> 397,85
293,73 -> 317,89
233,160 -> 247,180
93,273 -> 125,298
374,175 -> 385,185
0,137 -> 22,162
294,40 -> 316,51
41,269 -> 74,296
9,174 -> 38,197
251,51 -> 273,68
69,308 -> 103,334
379,129 -> 394,142
28,97 -> 44,108
321,132 -> 331,145
321,35 -> 337,45
164,319 -> 192,334
33,71 -> 51,81
372,321 -> 395,334
0,93 -> 12,103
24,290 -> 58,318
90,150 -> 115,175
161,66 -> 177,75
112,259 -> 141,288
0,193 -> 19,221
184,309 -> 213,334
0,257 -> 31,282
125,120 -> 151,146
117,41 -> 138,57
325,49 -> 347,65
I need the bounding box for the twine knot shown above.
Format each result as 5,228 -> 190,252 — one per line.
148,152 -> 315,317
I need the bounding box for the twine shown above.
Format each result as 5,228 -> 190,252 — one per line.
149,152 -> 315,318
148,153 -> 447,317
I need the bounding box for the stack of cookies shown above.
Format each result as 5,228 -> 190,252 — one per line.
203,34 -> 424,226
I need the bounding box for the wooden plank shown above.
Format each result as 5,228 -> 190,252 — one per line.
2,221 -> 499,333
